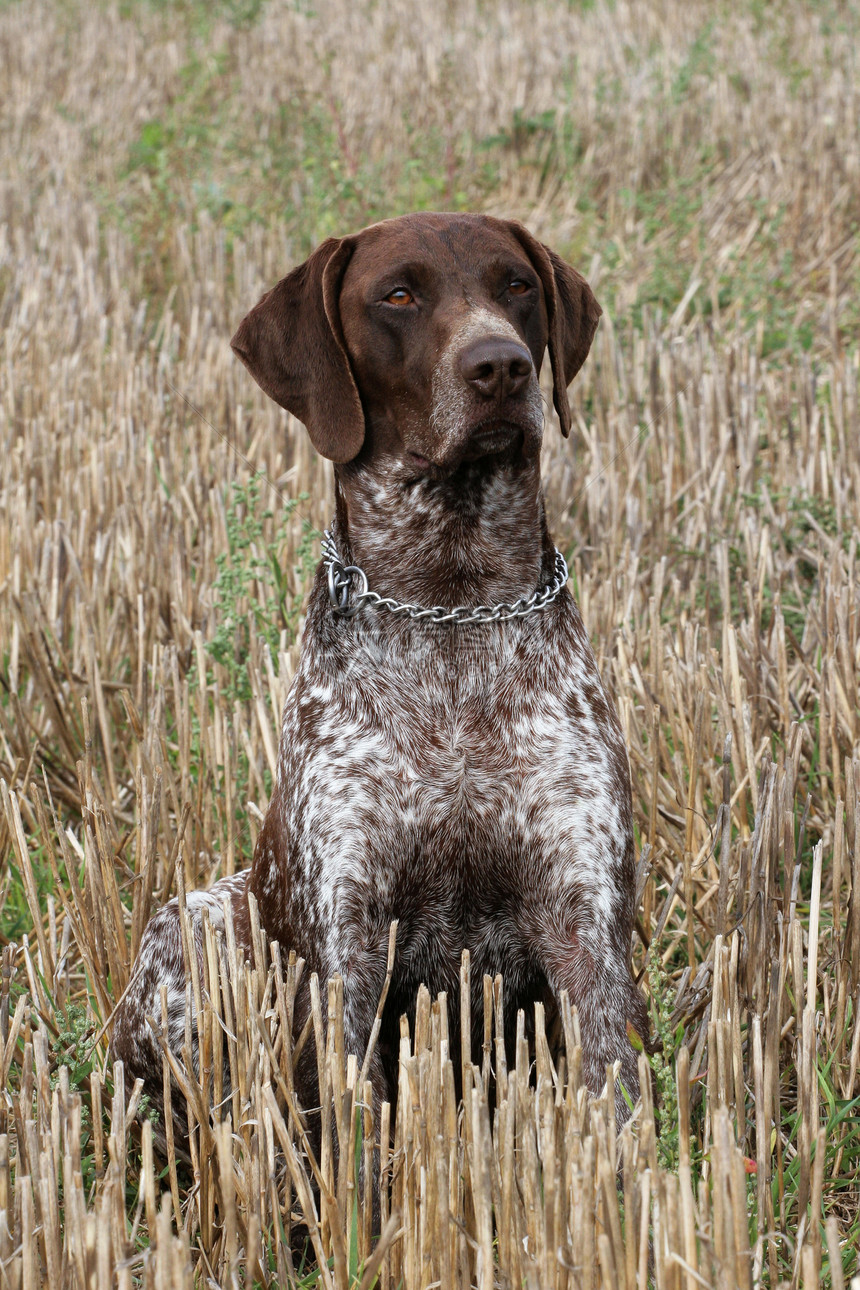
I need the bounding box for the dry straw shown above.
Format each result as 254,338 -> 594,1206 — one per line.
1,0 -> 859,1284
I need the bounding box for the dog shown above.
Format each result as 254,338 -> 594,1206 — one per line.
110,211 -> 648,1142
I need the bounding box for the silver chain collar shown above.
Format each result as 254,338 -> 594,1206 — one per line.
322,530 -> 569,625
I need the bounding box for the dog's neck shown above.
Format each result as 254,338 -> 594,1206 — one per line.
333,454 -> 552,610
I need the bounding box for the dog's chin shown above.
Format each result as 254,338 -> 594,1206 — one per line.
459,420 -> 525,463
405,417 -> 540,479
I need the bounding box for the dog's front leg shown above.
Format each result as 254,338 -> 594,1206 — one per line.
319,919 -> 395,1234
538,912 -> 648,1129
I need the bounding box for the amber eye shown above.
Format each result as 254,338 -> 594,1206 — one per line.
508,279 -> 531,296
384,288 -> 414,306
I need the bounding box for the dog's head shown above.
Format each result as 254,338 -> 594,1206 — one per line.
231,212 -> 600,476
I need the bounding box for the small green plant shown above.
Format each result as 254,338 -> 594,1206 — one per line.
49,1004 -> 101,1200
0,841 -> 54,943
51,1002 -> 97,1092
645,943 -> 688,1174
671,21 -> 716,103
206,479 -> 314,705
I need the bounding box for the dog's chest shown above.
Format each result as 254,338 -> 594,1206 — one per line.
274,602 -> 631,942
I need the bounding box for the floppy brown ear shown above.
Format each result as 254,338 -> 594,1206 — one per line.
509,224 -> 602,437
230,237 -> 364,463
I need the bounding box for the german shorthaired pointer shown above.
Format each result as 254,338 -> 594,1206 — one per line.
110,212 -> 648,1140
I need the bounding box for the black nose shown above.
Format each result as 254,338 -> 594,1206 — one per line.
457,337 -> 534,401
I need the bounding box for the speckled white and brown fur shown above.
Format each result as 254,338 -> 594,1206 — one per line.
110,212 -> 649,1143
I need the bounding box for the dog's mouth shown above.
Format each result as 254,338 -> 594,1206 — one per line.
460,419 -> 524,462
407,418 -> 528,475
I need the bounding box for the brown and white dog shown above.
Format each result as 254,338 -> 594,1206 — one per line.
110,212 -> 648,1141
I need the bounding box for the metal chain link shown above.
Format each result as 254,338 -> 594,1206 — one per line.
322,530 -> 568,625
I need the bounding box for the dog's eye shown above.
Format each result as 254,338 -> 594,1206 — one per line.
384,288 -> 415,306
508,280 -> 532,296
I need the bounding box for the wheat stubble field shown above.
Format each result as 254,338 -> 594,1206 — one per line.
1,0 -> 859,1285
